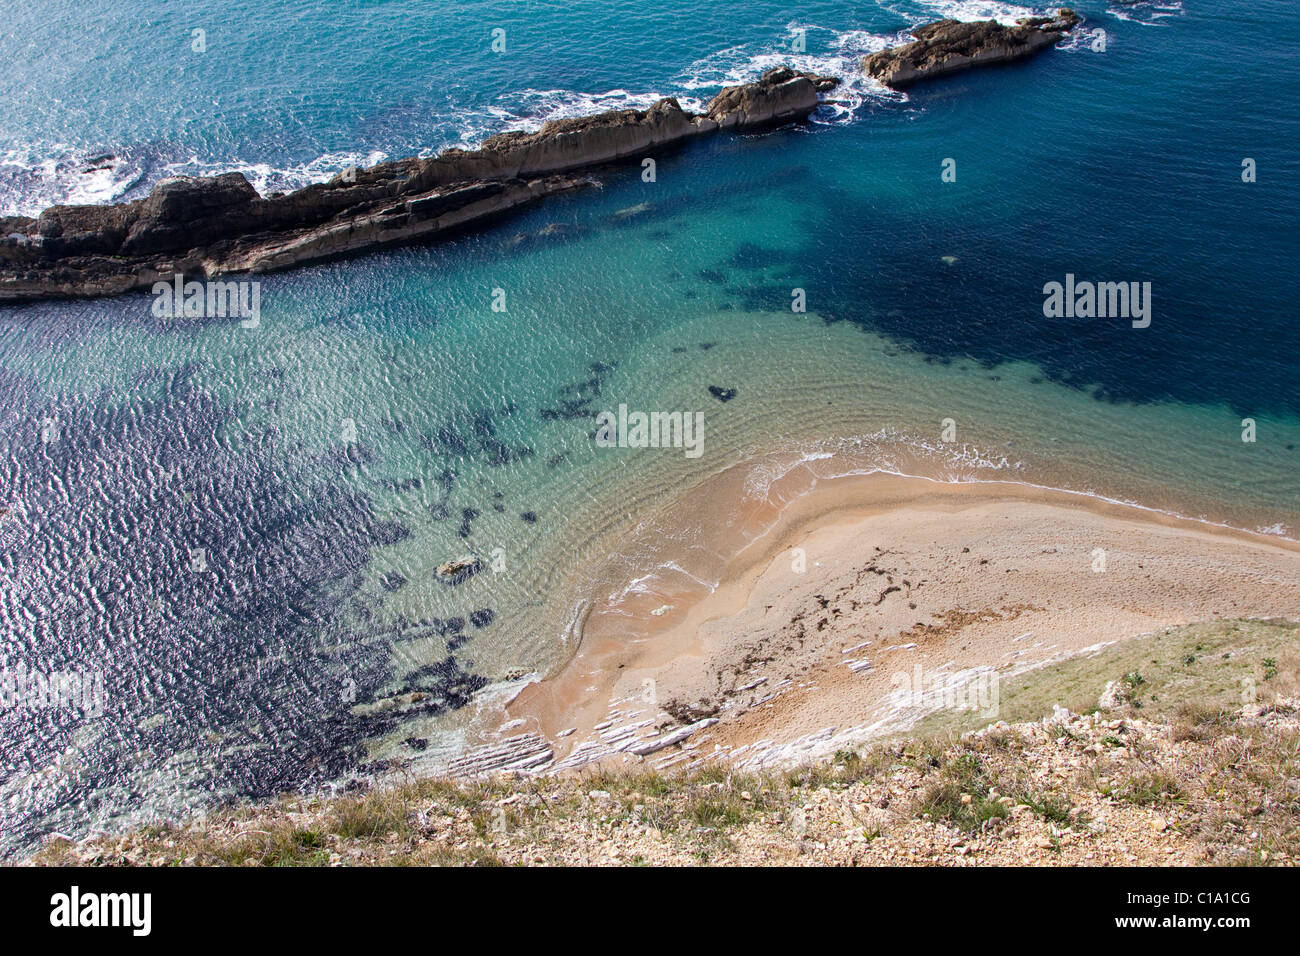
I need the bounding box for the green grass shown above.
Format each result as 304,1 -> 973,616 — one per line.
906,619 -> 1299,740
1102,769 -> 1183,806
1018,793 -> 1076,826
915,753 -> 1011,831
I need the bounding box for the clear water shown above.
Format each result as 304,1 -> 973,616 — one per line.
0,0 -> 1297,855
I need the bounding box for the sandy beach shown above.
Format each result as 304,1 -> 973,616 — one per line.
504,470 -> 1300,771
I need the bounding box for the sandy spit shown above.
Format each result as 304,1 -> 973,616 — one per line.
501,471 -> 1300,771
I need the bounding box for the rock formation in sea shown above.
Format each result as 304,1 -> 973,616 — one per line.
0,68 -> 837,303
862,9 -> 1081,88
0,4 -> 1087,306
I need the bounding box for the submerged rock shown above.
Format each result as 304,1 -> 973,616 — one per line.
435,555 -> 483,585
612,202 -> 652,221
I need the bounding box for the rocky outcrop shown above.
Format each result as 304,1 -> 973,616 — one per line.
435,556 -> 483,586
441,732 -> 554,776
863,9 -> 1081,88
705,66 -> 839,129
0,68 -> 838,303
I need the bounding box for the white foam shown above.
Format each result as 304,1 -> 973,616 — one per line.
158,148 -> 390,198
739,428 -> 1021,502
1109,1 -> 1185,26
0,144 -> 389,218
0,146 -> 146,217
674,24 -> 904,125
458,88 -> 709,147
891,0 -> 1038,26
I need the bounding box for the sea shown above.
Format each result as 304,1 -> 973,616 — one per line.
0,0 -> 1296,856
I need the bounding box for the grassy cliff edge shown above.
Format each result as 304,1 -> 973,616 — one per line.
29,619 -> 1299,867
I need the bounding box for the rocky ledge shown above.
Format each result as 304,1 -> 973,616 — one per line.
0,68 -> 837,303
863,9 -> 1081,88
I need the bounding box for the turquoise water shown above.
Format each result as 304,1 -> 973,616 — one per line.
1,1 -> 1297,854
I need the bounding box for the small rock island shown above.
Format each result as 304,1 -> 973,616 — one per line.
863,9 -> 1081,88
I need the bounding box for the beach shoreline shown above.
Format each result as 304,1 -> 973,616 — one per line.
498,468 -> 1300,773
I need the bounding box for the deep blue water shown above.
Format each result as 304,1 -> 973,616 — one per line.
0,0 -> 1297,855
